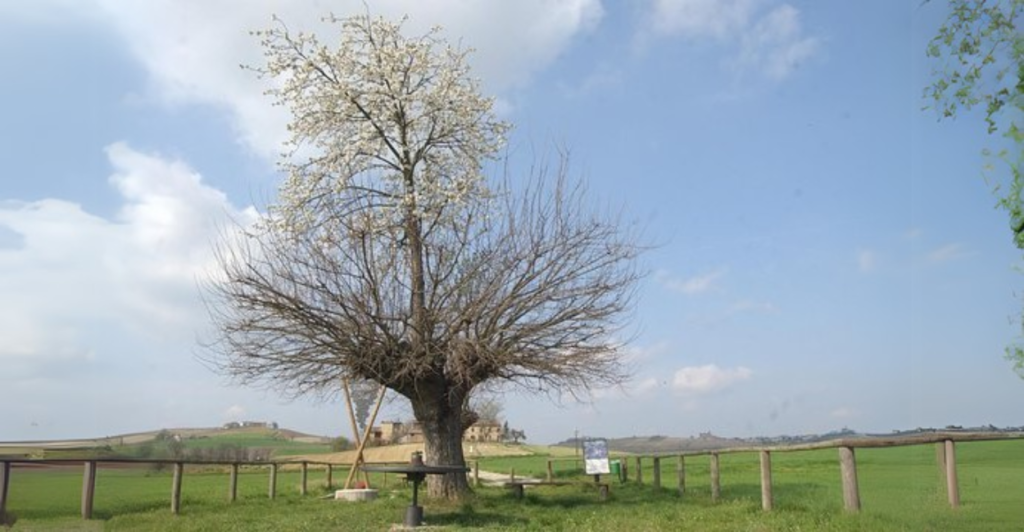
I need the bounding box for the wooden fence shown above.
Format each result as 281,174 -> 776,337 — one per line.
3,432 -> 1020,523
542,431 -> 1024,512
0,457 -> 414,522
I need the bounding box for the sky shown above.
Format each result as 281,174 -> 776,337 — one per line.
2,0 -> 1023,445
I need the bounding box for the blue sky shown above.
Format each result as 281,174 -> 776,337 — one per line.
2,0 -> 1022,444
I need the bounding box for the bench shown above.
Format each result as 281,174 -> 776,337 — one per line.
503,480 -> 609,501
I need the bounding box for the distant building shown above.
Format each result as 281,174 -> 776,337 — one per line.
223,421 -> 278,430
464,421 -> 503,443
370,420 -> 507,445
372,421 -> 424,445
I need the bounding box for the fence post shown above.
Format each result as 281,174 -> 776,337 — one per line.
636,457 -> 643,484
677,455 -> 685,496
510,468 -> 515,482
0,461 -> 10,525
268,463 -> 278,499
945,440 -> 960,508
710,453 -> 721,502
229,463 -> 239,502
547,459 -> 554,482
171,462 -> 183,515
652,457 -> 661,489
300,462 -> 308,496
82,461 -> 97,519
839,446 -> 860,512
326,464 -> 333,490
760,450 -> 773,511
621,458 -> 628,482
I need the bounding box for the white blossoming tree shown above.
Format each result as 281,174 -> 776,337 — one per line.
204,14 -> 643,499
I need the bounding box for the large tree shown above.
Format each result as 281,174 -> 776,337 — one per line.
926,0 -> 1023,372
204,14 -> 642,499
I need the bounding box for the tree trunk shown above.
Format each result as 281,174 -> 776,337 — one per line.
411,386 -> 471,499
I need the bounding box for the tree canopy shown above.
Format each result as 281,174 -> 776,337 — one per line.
926,0 -> 1024,374
204,13 -> 643,499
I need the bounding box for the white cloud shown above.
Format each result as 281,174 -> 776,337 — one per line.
729,300 -> 777,314
830,407 -> 858,419
0,143 -> 257,378
650,0 -> 757,40
672,364 -> 752,394
927,243 -> 971,263
735,5 -> 818,81
857,249 -> 876,273
622,341 -> 672,363
223,405 -> 246,420
657,268 -> 725,295
70,0 -> 602,159
644,0 -> 819,81
634,377 -> 660,395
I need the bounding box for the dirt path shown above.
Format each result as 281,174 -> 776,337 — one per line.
474,469 -> 539,486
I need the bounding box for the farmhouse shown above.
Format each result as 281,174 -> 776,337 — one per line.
370,420 -> 509,445
464,421 -> 502,442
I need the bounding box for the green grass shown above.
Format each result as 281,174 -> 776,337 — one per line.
4,440 -> 1023,530
174,433 -> 330,457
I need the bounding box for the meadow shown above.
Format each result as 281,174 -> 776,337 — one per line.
2,439 -> 1023,531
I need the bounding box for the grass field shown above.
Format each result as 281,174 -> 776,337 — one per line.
3,439 -> 1022,530
171,432 -> 330,457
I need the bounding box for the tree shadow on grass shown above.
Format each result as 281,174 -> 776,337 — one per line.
425,492 -> 606,528
425,509 -> 530,528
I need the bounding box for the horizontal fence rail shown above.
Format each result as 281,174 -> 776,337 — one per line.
0,457 -> 429,523
541,431 -> 1024,512
2,431 -> 1021,524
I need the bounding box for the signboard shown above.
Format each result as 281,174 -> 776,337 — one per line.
583,439 -> 610,475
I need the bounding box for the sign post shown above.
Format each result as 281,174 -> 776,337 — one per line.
583,439 -> 610,483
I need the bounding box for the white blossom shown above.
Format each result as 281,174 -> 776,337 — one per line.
252,14 -> 510,234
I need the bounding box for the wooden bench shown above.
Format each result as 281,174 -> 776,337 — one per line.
503,480 -> 609,501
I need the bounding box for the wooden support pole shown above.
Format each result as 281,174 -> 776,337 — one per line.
510,468 -> 516,482
82,461 -> 97,519
0,461 -> 10,526
621,458 -> 628,482
710,453 -> 721,503
760,450 -> 773,511
326,464 -> 333,490
635,456 -> 643,484
341,379 -> 361,445
229,463 -> 238,502
839,446 -> 860,512
945,439 -> 960,508
677,455 -> 685,496
170,462 -> 183,515
652,457 -> 661,489
268,463 -> 278,499
547,459 -> 554,482
343,385 -> 387,489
